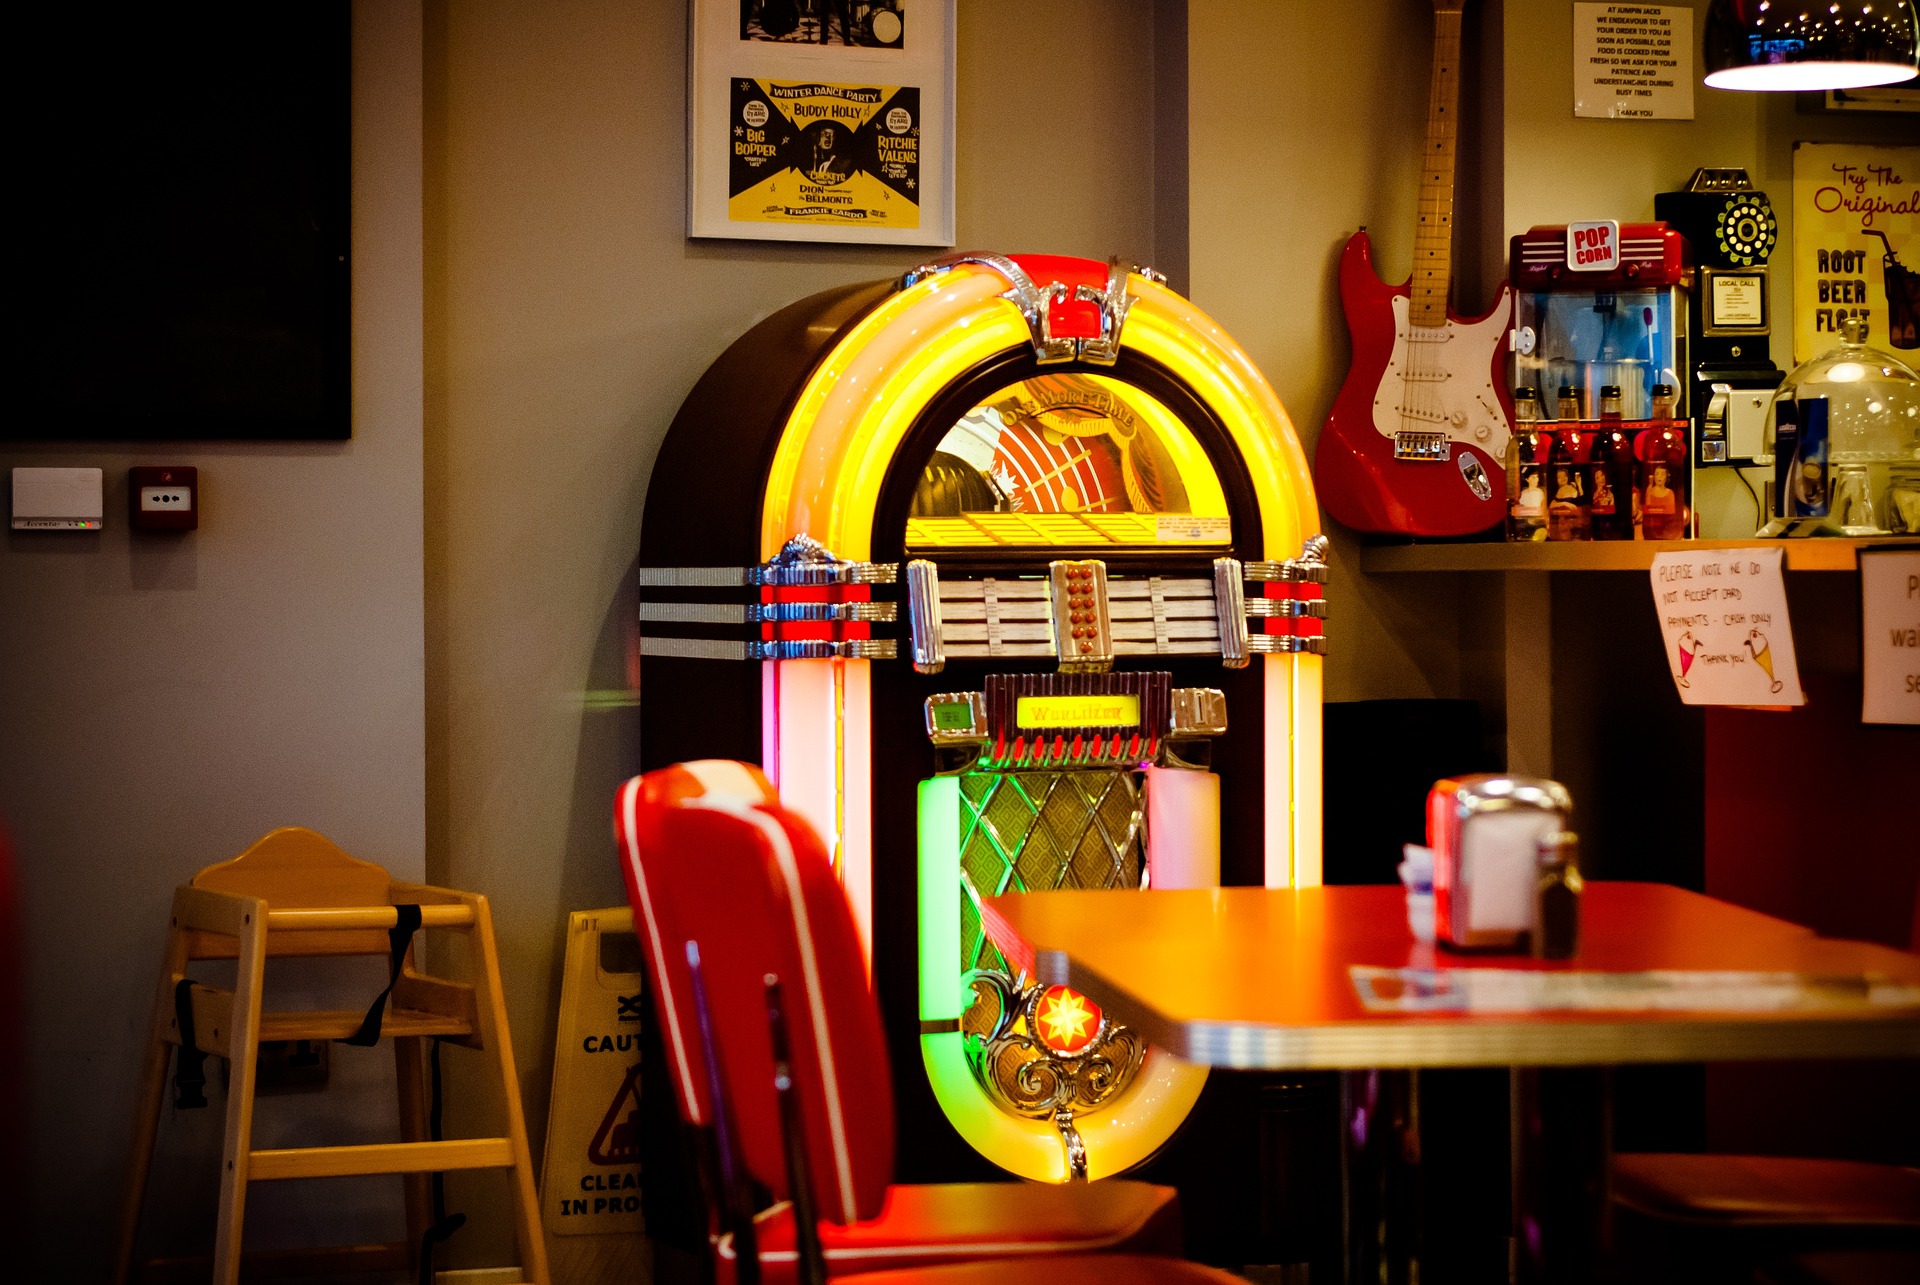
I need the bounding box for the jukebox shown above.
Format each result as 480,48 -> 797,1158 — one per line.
636,253 -> 1326,1188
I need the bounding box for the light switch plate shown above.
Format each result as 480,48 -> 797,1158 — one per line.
11,467 -> 105,530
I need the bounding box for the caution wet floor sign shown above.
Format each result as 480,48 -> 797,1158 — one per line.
540,907 -> 647,1237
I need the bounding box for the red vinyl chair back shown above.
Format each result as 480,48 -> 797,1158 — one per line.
614,761 -> 894,1226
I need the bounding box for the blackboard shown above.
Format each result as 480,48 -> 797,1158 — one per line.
7,4 -> 351,441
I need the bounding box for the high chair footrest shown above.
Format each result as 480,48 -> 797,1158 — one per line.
258,1006 -> 477,1042
249,1137 -> 515,1180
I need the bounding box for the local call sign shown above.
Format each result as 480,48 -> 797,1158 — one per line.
1568,220 -> 1621,272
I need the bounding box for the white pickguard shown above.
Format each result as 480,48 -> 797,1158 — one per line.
1370,291 -> 1513,458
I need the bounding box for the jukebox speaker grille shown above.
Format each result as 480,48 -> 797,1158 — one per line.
956,769 -> 1144,976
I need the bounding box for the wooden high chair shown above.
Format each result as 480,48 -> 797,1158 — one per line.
113,827 -> 548,1285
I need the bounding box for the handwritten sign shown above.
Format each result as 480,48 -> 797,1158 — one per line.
1573,4 -> 1694,121
1792,143 -> 1920,362
1649,548 -> 1804,707
1860,547 -> 1920,725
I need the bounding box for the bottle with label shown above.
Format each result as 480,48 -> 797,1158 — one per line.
1588,385 -> 1634,540
1546,418 -> 1592,541
1791,396 -> 1831,518
1506,388 -> 1550,542
1532,831 -> 1583,961
1637,383 -> 1689,539
1555,384 -> 1581,424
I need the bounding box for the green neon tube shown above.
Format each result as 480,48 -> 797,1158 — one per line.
916,776 -> 960,1022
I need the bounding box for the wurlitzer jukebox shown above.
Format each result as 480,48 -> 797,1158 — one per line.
636,253 -> 1326,1190
1656,168 -> 1785,468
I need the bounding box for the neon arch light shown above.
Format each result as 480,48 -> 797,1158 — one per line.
754,259 -> 1325,1182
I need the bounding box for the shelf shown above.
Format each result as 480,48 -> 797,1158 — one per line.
1358,536 -> 1918,574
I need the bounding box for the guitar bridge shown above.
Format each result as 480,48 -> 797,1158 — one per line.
1392,432 -> 1449,461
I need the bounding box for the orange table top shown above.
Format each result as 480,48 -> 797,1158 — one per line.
985,883 -> 1920,1069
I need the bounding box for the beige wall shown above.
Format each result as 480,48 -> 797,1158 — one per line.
3,1 -> 425,1275
424,0 -> 1165,1267
1188,0 -> 1489,704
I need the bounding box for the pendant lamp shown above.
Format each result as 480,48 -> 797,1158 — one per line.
1703,0 -> 1920,90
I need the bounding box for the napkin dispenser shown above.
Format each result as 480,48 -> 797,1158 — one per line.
1429,775 -> 1573,950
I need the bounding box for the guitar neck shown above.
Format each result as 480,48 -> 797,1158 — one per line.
1409,8 -> 1463,328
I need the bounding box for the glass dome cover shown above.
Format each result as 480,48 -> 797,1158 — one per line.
1768,319 -> 1920,534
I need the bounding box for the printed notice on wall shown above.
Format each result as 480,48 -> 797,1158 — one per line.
1573,3 -> 1694,120
1859,547 -> 1920,725
1649,548 -> 1804,707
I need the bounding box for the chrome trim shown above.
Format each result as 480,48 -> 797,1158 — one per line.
639,636 -> 750,661
907,559 -> 946,674
898,251 -> 1077,363
1112,639 -> 1219,657
1075,258 -> 1138,365
1246,635 -> 1327,656
637,566 -> 749,588
1245,560 -> 1330,585
1049,559 -> 1112,674
747,601 -> 898,623
1246,597 -> 1329,620
750,639 -> 898,661
1106,577 -> 1211,599
1056,1111 -> 1089,1183
945,641 -> 1055,659
1212,557 -> 1249,669
756,534 -> 899,587
638,602 -> 745,624
962,968 -> 1141,1183
924,691 -> 989,745
1170,688 -> 1228,737
1392,431 -> 1449,461
900,253 -> 1147,367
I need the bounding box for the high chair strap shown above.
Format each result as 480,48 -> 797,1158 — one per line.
172,978 -> 208,1108
341,903 -> 423,1047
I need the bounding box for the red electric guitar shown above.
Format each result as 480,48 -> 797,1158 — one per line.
1315,0 -> 1513,536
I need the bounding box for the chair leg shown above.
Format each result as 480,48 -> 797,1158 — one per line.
113,917 -> 190,1285
466,893 -> 550,1285
395,1035 -> 432,1265
212,902 -> 269,1285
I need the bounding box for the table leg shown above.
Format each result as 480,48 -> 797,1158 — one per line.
1512,1067 -> 1614,1285
1342,1069 -> 1422,1284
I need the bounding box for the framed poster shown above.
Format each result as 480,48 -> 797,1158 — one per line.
1791,142 -> 1920,363
689,1 -> 956,246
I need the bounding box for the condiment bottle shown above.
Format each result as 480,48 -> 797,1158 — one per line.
1506,388 -> 1550,542
1588,385 -> 1635,541
1637,383 -> 1689,539
1532,831 -> 1583,960
1546,418 -> 1592,541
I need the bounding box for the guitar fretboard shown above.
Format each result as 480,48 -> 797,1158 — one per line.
1410,10 -> 1462,329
